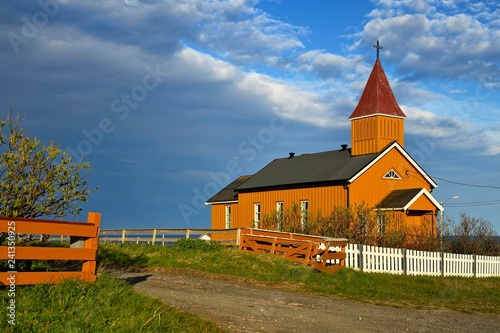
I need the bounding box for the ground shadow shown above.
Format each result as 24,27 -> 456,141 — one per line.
123,274 -> 153,285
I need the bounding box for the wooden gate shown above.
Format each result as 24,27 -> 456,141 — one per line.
0,212 -> 101,285
239,228 -> 347,273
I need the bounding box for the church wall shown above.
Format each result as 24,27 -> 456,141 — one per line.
404,211 -> 436,237
211,202 -> 239,229
351,116 -> 404,155
210,202 -> 241,242
237,185 -> 347,228
409,195 -> 436,211
349,148 -> 433,207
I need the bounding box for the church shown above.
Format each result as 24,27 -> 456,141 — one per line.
207,44 -> 443,237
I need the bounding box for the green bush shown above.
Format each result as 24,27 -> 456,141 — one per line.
173,238 -> 223,252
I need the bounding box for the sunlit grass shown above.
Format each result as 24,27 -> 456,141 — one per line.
0,273 -> 226,333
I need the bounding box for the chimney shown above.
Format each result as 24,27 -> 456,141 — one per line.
288,152 -> 295,158
341,144 -> 348,151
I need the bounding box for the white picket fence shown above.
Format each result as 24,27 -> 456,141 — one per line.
345,244 -> 500,278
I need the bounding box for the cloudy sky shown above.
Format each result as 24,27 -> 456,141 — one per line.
0,0 -> 499,232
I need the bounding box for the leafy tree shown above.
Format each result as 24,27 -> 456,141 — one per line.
443,213 -> 499,256
0,111 -> 96,220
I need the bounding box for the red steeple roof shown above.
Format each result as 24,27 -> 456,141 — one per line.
349,59 -> 406,120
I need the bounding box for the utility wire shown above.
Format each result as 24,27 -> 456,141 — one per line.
404,172 -> 500,206
431,176 -> 500,189
425,175 -> 500,207
446,200 -> 500,207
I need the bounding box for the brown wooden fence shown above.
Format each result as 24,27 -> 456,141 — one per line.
239,228 -> 348,273
0,212 -> 101,286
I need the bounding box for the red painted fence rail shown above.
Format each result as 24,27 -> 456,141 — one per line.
0,212 -> 101,286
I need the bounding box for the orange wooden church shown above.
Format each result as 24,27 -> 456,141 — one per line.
207,50 -> 443,237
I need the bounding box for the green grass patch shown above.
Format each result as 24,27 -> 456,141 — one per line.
0,273 -> 226,333
98,241 -> 500,314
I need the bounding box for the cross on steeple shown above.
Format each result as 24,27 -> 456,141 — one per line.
373,40 -> 383,60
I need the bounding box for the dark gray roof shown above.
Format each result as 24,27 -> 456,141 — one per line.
378,188 -> 423,209
236,149 -> 380,191
206,175 -> 252,203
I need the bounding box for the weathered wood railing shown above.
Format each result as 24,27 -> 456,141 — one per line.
0,212 -> 101,285
239,228 -> 348,273
99,228 -> 241,246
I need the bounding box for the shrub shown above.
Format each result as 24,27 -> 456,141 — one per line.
173,238 -> 223,252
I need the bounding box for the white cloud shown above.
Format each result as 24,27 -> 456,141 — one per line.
297,51 -> 364,79
359,1 -> 500,82
404,105 -> 464,137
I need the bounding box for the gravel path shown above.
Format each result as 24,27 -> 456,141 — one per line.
117,270 -> 499,333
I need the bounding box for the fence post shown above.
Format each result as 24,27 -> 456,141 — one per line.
473,254 -> 477,278
236,228 -> 241,247
152,228 -> 157,245
402,249 -> 407,276
441,252 -> 445,277
358,244 -> 364,272
121,229 -> 126,243
82,212 -> 101,282
186,229 -> 190,239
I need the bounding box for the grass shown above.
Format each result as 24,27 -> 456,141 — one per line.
98,240 -> 500,315
2,239 -> 497,332
0,273 -> 226,333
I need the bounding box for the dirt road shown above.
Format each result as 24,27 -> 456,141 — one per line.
118,270 -> 499,333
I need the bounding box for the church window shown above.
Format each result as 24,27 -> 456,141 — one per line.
253,203 -> 261,228
383,169 -> 401,180
300,200 -> 309,229
377,214 -> 386,235
276,202 -> 284,231
225,206 -> 231,229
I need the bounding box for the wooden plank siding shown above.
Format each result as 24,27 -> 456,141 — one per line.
211,203 -> 239,242
349,148 -> 433,207
351,116 -> 404,156
211,202 -> 239,229
410,194 -> 436,211
238,185 -> 347,228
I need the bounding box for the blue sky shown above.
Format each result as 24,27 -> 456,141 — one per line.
0,0 -> 499,232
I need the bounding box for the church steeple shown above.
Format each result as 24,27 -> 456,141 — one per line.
349,45 -> 406,156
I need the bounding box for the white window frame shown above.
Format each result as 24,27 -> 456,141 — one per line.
253,203 -> 261,228
225,205 -> 231,229
377,214 -> 386,235
276,201 -> 284,230
300,200 -> 309,229
383,169 -> 401,180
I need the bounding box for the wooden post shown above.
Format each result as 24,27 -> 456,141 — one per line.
121,229 -> 126,243
152,228 -> 157,245
358,244 -> 364,272
441,252 -> 445,277
186,229 -> 190,239
473,254 -> 477,278
236,228 -> 241,247
81,212 -> 101,282
403,249 -> 408,276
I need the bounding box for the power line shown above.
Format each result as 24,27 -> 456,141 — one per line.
431,176 -> 500,189
446,200 -> 500,207
430,175 -> 500,207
